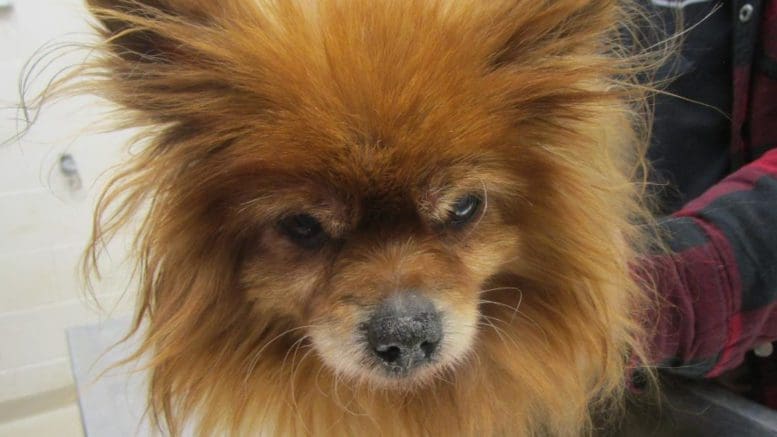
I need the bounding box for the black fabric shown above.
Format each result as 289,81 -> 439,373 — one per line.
733,0 -> 764,66
756,52 -> 777,79
659,215 -> 710,252
646,2 -> 734,215
697,174 -> 777,311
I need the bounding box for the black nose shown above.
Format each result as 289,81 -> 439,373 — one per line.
366,292 -> 443,374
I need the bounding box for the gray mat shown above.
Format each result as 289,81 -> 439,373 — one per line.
67,319 -> 153,437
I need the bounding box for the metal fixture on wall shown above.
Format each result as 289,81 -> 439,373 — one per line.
59,153 -> 82,191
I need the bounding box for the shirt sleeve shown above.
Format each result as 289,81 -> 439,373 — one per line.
647,148 -> 777,378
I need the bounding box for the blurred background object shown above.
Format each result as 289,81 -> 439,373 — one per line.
58,154 -> 82,192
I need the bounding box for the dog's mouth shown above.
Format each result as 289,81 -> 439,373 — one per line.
310,291 -> 478,387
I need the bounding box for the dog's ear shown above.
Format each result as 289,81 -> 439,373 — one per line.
490,0 -> 620,68
483,0 -> 636,122
86,1 -> 218,62
85,0 -> 258,123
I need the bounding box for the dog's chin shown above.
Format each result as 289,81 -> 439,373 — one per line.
363,362 -> 445,390
317,348 -> 451,391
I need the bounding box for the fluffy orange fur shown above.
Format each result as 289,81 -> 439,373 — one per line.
40,0 -> 668,435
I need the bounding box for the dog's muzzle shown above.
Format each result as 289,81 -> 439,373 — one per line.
365,292 -> 442,375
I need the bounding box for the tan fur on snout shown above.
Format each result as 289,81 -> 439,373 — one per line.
308,237 -> 489,389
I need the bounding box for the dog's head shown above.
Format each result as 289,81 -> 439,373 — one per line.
81,0 -> 655,434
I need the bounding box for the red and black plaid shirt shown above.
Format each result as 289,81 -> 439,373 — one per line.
646,0 -> 777,406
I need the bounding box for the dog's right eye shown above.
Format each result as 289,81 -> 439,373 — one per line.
279,214 -> 327,249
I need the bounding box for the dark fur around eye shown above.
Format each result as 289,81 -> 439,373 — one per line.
447,194 -> 483,228
279,214 -> 328,249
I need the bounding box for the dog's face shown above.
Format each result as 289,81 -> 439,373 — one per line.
198,55 -> 539,387
237,122 -> 527,386
82,0 -> 650,434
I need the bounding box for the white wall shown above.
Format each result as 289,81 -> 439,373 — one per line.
0,0 -> 134,425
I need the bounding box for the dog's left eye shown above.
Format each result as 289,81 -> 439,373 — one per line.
447,194 -> 482,228
279,214 -> 327,248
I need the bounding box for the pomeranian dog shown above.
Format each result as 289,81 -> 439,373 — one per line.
60,0 -> 662,435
